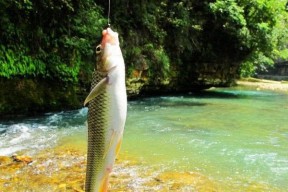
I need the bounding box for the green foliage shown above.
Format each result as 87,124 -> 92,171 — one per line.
44,53 -> 81,83
208,0 -> 288,77
108,1 -> 171,85
104,0 -> 288,83
152,47 -> 170,80
1,0 -> 288,85
164,1 -> 197,54
0,45 -> 46,78
240,52 -> 274,77
67,3 -> 106,57
1,0 -> 288,115
142,44 -> 170,84
0,0 -> 105,83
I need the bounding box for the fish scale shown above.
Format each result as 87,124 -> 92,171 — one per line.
85,70 -> 110,191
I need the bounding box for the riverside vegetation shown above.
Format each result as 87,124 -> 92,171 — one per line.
0,0 -> 288,116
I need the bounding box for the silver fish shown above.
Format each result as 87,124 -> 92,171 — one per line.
84,28 -> 127,192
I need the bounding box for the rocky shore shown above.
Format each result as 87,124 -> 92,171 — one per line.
0,145 -> 219,192
237,78 -> 288,93
1,145 -> 278,192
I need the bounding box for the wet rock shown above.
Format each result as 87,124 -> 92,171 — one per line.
11,155 -> 33,164
155,171 -> 218,191
0,156 -> 12,165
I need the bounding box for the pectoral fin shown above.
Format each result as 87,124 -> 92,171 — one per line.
84,77 -> 107,106
115,137 -> 123,157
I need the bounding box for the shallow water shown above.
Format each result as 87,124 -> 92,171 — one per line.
0,87 -> 287,191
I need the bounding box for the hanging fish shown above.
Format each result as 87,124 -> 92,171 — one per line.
84,27 -> 127,192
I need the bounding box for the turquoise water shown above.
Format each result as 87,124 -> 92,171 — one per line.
1,87 -> 287,190
124,88 -> 288,190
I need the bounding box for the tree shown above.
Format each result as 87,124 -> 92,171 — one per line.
0,0 -> 105,82
208,0 -> 288,76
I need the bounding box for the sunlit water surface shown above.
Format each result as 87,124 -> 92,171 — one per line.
1,87 -> 287,191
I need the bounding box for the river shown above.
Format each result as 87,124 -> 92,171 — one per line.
0,86 -> 287,191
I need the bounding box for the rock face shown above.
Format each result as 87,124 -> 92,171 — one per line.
177,61 -> 239,89
257,61 -> 288,80
0,78 -> 81,117
0,59 -> 239,117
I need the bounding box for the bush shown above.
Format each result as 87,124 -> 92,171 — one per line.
0,45 -> 46,78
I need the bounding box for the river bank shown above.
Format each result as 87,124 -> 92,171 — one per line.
0,144 -> 278,192
237,78 -> 288,93
0,135 -> 219,192
2,76 -> 286,118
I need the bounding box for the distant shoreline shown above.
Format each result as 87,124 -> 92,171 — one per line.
236,78 -> 288,93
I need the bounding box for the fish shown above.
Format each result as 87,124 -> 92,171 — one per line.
84,27 -> 127,192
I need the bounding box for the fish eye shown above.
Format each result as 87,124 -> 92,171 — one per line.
96,44 -> 101,54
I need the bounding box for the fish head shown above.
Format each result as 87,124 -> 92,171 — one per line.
97,27 -> 122,72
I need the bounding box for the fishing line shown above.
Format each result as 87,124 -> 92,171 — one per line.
107,0 -> 111,27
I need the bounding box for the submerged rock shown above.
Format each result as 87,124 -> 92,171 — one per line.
155,171 -> 218,191
0,156 -> 12,167
11,155 -> 33,164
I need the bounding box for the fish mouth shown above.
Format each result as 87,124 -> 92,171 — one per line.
101,28 -> 119,47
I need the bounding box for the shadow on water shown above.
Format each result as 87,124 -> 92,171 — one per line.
130,88 -> 274,108
136,97 -> 208,107
196,88 -> 276,99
